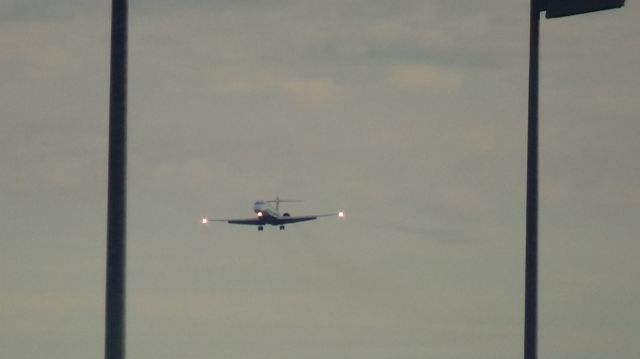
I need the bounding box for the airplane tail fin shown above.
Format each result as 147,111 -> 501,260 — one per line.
265,196 -> 303,212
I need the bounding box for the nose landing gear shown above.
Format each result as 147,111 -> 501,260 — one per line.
258,225 -> 264,231
279,225 -> 285,230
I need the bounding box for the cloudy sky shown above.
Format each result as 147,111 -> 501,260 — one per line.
1,1 -> 639,358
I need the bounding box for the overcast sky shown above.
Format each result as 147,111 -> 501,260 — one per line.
1,1 -> 639,358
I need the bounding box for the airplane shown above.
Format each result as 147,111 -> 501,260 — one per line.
201,197 -> 345,231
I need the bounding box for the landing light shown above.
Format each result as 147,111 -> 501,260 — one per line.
338,211 -> 345,218
257,211 -> 263,218
201,218 -> 208,224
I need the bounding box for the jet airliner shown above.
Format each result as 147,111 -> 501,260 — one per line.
201,197 -> 345,231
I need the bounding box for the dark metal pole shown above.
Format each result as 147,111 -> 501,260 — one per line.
525,1 -> 539,359
105,1 -> 127,359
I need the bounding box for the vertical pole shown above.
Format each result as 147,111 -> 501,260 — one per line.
525,1 -> 539,359
105,1 -> 127,359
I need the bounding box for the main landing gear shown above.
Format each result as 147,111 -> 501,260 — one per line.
257,225 -> 285,231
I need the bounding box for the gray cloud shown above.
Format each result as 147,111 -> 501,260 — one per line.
2,1 -> 639,359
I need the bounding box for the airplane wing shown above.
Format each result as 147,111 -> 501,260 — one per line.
276,213 -> 341,224
202,218 -> 263,225
202,211 -> 344,226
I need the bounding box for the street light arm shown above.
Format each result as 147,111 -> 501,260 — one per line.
542,0 -> 625,18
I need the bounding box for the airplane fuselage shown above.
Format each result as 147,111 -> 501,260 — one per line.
253,201 -> 286,225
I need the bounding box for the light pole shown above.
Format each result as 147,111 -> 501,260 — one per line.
524,1 -> 625,359
105,1 -> 127,359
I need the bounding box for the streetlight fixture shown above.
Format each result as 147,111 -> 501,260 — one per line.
525,1 -> 624,359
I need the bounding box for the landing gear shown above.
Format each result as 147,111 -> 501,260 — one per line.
279,225 -> 285,230
258,225 -> 264,231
